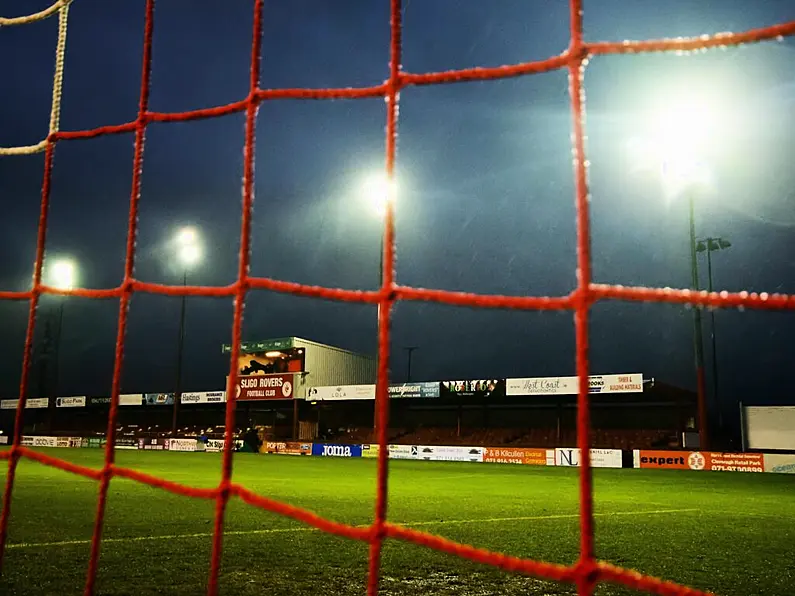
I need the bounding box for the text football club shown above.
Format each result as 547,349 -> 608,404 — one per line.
235,374 -> 294,401
311,443 -> 363,458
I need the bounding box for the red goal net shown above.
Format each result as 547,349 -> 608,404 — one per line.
1,1 -> 794,595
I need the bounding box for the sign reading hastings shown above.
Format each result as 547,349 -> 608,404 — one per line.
234,374 -> 294,401
506,373 -> 643,397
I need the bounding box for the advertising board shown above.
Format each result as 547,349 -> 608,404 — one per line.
261,441 -> 312,455
634,450 -> 765,472
417,445 -> 484,463
235,374 -> 294,401
554,448 -> 623,468
115,438 -> 138,450
311,443 -> 362,457
483,447 -> 548,466
388,382 -> 440,399
81,437 -> 106,448
306,385 -> 374,401
144,393 -> 174,406
167,438 -> 199,452
1,398 -> 49,409
440,380 -> 501,398
763,454 -> 795,474
119,394 -> 144,406
28,436 -> 57,448
506,373 -> 643,397
387,445 -> 419,460
362,444 -> 379,458
203,439 -> 245,452
181,391 -> 226,404
138,438 -> 169,451
55,396 -> 86,408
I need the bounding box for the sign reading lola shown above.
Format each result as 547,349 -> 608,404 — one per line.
233,374 -> 294,401
506,373 -> 643,397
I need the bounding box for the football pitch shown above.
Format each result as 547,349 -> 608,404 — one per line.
0,449 -> 793,596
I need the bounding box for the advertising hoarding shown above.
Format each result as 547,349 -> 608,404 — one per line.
261,441 -> 312,455
119,394 -> 144,406
387,445 -> 419,460
181,391 -> 226,404
388,382 -> 440,399
763,454 -> 795,474
361,444 -> 379,458
417,445 -> 484,463
306,385 -> 374,401
55,396 -> 86,408
554,448 -> 623,468
483,447 -> 548,465
440,380 -> 501,398
235,374 -> 294,401
634,450 -> 765,473
144,393 -> 174,406
167,438 -> 199,452
506,373 -> 643,397
138,438 -> 169,450
1,398 -> 49,409
311,443 -> 363,457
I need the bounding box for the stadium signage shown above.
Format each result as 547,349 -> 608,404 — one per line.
483,447 -> 548,466
168,439 -> 198,452
311,443 -> 363,457
306,384 -> 374,401
764,454 -> 795,475
388,382 -> 440,399
418,445 -> 484,463
440,380 -> 500,397
119,394 -> 144,406
634,450 -> 765,473
181,391 -> 226,404
144,393 -> 174,406
555,448 -> 623,468
1,398 -> 49,409
506,373 -> 643,396
55,396 -> 86,408
235,374 -> 294,400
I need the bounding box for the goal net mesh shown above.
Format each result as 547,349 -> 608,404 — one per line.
1,1 -> 794,595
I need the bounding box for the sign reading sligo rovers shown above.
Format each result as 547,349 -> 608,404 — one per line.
234,374 -> 294,401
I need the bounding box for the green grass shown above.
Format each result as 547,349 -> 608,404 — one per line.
0,449 -> 793,596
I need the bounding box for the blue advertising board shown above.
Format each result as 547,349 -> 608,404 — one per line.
388,382 -> 440,399
311,443 -> 363,458
144,393 -> 175,406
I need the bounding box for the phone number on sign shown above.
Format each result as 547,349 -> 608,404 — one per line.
711,464 -> 763,473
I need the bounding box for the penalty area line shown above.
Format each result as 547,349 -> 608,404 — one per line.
6,508 -> 699,550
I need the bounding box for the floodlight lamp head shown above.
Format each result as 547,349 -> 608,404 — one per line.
50,258 -> 77,290
362,173 -> 396,218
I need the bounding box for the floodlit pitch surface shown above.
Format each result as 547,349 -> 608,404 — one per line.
0,450 -> 793,596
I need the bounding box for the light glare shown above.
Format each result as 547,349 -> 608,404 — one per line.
49,258 -> 77,290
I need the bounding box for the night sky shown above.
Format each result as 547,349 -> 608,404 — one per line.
1,0 -> 793,424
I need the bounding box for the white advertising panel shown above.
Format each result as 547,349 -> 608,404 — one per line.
554,448 -> 623,468
417,445 -> 484,463
1,398 -> 49,409
744,406 -> 795,451
56,396 -> 86,408
306,385 -> 375,401
764,453 -> 795,475
181,391 -> 226,404
506,373 -> 643,397
387,445 -> 420,460
27,436 -> 58,448
204,439 -> 243,452
168,438 -> 198,452
119,394 -> 144,406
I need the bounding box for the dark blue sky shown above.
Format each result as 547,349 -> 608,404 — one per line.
1,0 -> 793,420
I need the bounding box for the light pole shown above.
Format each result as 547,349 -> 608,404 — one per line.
172,227 -> 202,434
47,258 -> 77,398
362,172 -> 396,433
629,95 -> 719,450
45,258 -> 77,432
696,236 -> 731,435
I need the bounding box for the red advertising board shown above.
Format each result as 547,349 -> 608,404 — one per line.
637,450 -> 764,472
483,447 -> 547,466
235,374 -> 294,401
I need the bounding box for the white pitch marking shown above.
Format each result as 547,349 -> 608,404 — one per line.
5,508 -> 699,550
